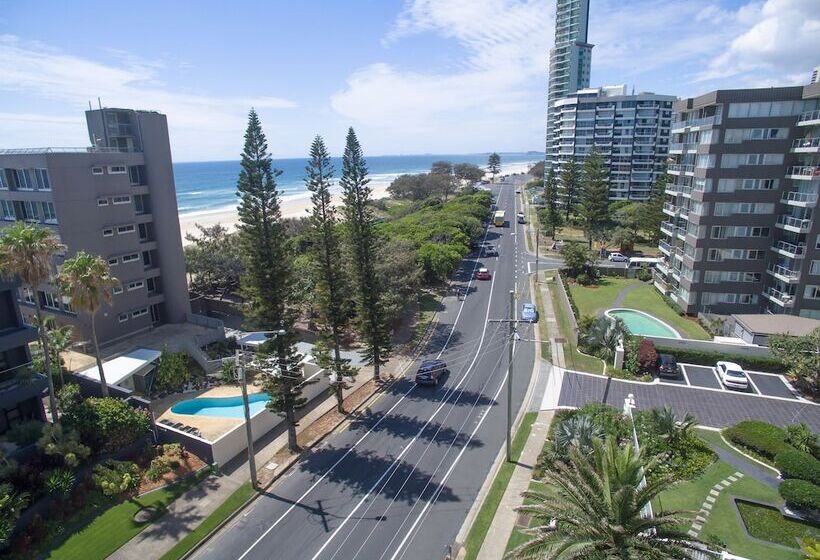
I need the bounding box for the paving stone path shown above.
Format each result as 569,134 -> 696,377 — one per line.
610,282 -> 643,309
687,471 -> 745,538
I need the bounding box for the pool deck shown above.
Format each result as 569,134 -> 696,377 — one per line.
154,385 -> 265,441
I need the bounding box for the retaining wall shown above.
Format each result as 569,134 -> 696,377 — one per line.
643,335 -> 772,357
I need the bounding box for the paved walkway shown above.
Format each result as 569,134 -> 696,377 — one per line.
611,281 -> 643,309
705,436 -> 781,490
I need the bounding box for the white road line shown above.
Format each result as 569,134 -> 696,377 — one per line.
679,364 -> 691,386
711,367 -> 725,390
745,374 -> 761,396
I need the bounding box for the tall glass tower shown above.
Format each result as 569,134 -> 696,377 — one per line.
546,0 -> 593,164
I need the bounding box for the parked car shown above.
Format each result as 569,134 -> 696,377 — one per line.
475,267 -> 492,280
716,361 -> 749,390
657,354 -> 679,379
516,212 -> 526,224
415,359 -> 449,386
482,244 -> 498,257
608,252 -> 628,262
515,189 -> 521,193
521,303 -> 538,322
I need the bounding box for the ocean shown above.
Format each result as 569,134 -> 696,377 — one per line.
172,152 -> 539,216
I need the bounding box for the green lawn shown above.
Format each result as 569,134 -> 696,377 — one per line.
160,481 -> 256,560
568,277 -> 710,340
411,292 -> 442,345
698,429 -> 779,476
654,441 -> 808,560
737,500 -> 820,549
550,282 -> 605,374
532,280 -> 551,361
45,470 -> 210,560
463,412 -> 538,560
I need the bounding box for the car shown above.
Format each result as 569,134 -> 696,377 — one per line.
415,359 -> 449,386
482,245 -> 498,257
716,361 -> 749,390
516,212 -> 526,224
475,267 -> 491,280
608,252 -> 628,262
515,189 -> 521,194
521,303 -> 538,322
657,354 -> 679,378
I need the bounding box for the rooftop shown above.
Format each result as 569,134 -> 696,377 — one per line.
732,314 -> 820,338
76,347 -> 161,387
0,147 -> 127,155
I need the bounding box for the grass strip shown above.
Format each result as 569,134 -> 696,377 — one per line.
462,412 -> 538,560
549,282 -> 604,373
159,481 -> 256,560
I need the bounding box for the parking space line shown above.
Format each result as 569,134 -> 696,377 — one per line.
679,364 -> 691,386
745,374 -> 761,396
711,367 -> 725,391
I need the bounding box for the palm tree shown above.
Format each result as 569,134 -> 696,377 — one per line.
30,314 -> 73,387
579,316 -> 625,361
553,414 -> 602,456
508,438 -> 700,560
0,223 -> 64,421
56,251 -> 119,397
650,406 -> 697,449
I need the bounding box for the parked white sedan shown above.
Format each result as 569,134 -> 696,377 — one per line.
716,361 -> 749,390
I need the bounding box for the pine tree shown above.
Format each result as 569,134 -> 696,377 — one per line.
340,128 -> 391,381
578,148 -> 610,249
560,158 -> 581,221
541,167 -> 563,239
641,168 -> 668,245
487,152 -> 501,183
305,136 -> 355,412
235,109 -> 290,330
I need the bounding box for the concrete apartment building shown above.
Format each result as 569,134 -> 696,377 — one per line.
549,85 -> 674,200
0,278 -> 46,434
546,0 -> 593,165
0,108 -> 190,345
655,84 -> 820,319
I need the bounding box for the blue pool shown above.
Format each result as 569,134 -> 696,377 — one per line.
171,392 -> 270,418
605,308 -> 682,339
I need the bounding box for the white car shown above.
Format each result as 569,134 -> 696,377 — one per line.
717,361 -> 749,390
608,252 -> 628,262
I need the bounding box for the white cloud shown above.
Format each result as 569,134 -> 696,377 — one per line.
0,36 -> 296,160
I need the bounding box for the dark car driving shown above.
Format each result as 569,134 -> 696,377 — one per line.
657,354 -> 679,378
414,359 -> 449,386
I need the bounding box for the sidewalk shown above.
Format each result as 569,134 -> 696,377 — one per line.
110,356 -> 413,560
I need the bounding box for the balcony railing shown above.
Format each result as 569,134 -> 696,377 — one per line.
0,147 -> 128,155
788,166 -> 820,178
764,287 -> 795,306
663,202 -> 677,214
768,264 -> 801,280
665,183 -> 693,196
781,191 -> 818,204
777,215 -> 812,230
668,163 -> 695,174
671,115 -> 720,129
772,240 -> 807,257
660,222 -> 676,236
659,241 -> 672,255
797,109 -> 820,124
792,138 -> 820,150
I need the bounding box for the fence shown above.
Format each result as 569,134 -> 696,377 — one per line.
553,273 -> 578,344
642,335 -> 771,358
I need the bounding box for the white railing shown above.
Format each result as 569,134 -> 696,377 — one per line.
765,287 -> 794,305
668,163 -> 695,174
768,264 -> 800,279
792,137 -> 820,149
797,109 -> 820,123
777,215 -> 812,230
671,114 -> 721,129
788,166 -> 820,178
773,241 -> 806,256
781,191 -> 818,204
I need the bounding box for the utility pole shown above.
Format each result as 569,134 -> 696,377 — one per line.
506,289 -> 514,462
535,228 -> 540,283
236,348 -> 257,490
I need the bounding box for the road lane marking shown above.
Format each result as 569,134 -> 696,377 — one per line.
680,364 -> 691,386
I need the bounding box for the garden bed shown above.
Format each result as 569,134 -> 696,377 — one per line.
735,498 -> 820,549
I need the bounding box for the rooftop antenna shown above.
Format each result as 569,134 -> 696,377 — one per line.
88,100 -> 92,111
98,97 -> 103,110
631,85 -> 635,95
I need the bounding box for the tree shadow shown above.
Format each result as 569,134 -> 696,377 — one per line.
347,412 -> 484,449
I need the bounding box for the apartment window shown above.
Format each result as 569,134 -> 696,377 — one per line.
810,261 -> 820,276
805,286 -> 820,300
91,166 -> 104,175
708,249 -> 722,262
117,224 -> 135,235
0,169 -> 7,189
1,200 -> 14,220
714,202 -> 774,216
127,280 -> 144,291
34,168 -> 51,190
41,291 -> 59,310
102,227 -> 114,237
693,178 -> 712,193
112,195 -> 131,205
61,296 -> 74,314
724,128 -> 787,143
107,257 -> 118,266
21,201 -> 39,221
128,165 -> 145,186
15,169 -> 33,190
22,288 -> 34,305
817,235 -> 820,250
711,226 -> 728,239
720,153 -> 784,168
40,202 -> 57,223
108,165 -> 127,175
97,198 -> 109,206
121,253 -> 140,263
146,277 -> 157,293
748,250 -> 765,259
728,101 -> 808,118
113,286 -> 123,295
132,308 -> 148,319
118,313 -> 129,323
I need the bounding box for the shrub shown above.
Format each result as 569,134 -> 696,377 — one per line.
785,423 -> 819,456
779,479 -> 820,513
220,361 -> 237,385
146,456 -> 172,482
60,392 -> 152,453
654,347 -> 786,374
6,420 -> 43,447
38,424 -> 91,468
775,449 -> 820,485
724,420 -> 791,460
576,402 -> 631,442
576,273 -> 593,286
162,443 -> 184,457
623,336 -> 640,375
46,469 -> 76,498
636,268 -> 653,282
636,339 -> 658,374
93,460 -> 141,497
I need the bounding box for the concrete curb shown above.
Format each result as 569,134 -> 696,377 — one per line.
452,271 -> 546,559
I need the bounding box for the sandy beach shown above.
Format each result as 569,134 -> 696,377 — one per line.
178,161 -> 535,243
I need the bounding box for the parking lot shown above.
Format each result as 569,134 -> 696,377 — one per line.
672,363 -> 802,400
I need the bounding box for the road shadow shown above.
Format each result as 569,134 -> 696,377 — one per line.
347,411 -> 484,449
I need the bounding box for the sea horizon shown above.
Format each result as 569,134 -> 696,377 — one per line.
173,152 -> 540,217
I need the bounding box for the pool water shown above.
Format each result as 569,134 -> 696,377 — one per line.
606,309 -> 681,339
171,392 -> 270,418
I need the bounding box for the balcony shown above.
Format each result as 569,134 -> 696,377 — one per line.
667,164 -> 695,175
762,287 -> 795,307
771,240 -> 807,258
791,138 -> 820,153
787,166 -> 820,180
670,115 -> 720,132
659,241 -> 672,256
767,264 -> 801,283
796,109 -> 820,127
675,227 -> 687,241
663,202 -> 678,216
781,191 -> 818,207
660,222 -> 676,236
0,364 -> 48,408
776,215 -> 813,232
665,183 -> 693,197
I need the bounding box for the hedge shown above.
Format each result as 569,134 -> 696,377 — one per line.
779,479 -> 820,513
776,449 -> 820,485
724,420 -> 792,460
653,346 -> 786,373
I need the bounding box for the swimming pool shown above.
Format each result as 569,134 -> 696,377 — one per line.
171,392 -> 270,418
605,308 -> 681,339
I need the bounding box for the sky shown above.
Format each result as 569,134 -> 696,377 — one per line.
0,0 -> 818,162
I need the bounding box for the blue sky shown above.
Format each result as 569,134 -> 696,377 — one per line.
1,0 -> 818,161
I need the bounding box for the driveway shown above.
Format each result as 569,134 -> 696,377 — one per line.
556,370 -> 820,430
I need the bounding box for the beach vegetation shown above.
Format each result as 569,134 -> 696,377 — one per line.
486,152 -> 501,182
184,223 -> 243,299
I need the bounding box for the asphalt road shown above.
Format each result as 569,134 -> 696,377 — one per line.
193,178 -> 537,560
